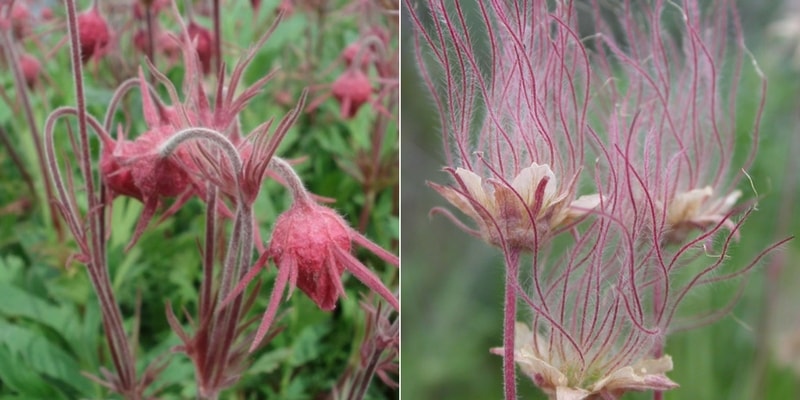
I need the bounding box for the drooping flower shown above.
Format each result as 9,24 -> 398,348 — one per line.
18,53 -> 41,88
221,160 -> 399,352
187,21 -> 214,74
77,5 -> 111,63
332,68 -> 373,119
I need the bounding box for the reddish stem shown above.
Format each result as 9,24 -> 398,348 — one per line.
503,249 -> 521,400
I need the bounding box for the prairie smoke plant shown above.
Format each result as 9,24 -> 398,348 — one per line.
407,0 -> 788,399
220,157 -> 399,352
42,0 -> 390,397
408,1 -> 600,398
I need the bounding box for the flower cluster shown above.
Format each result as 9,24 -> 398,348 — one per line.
35,1 -> 399,398
408,0 -> 781,399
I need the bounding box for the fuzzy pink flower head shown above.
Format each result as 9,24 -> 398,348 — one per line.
19,53 -> 41,88
128,128 -> 193,198
331,69 -> 372,119
8,1 -> 31,38
98,120 -> 201,250
40,6 -> 53,21
100,126 -> 194,200
268,201 -> 352,310
224,192 -> 398,352
342,42 -> 371,70
100,138 -> 143,200
77,7 -> 111,63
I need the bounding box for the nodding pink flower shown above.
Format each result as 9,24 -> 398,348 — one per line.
19,53 -> 41,88
332,69 -> 373,119
221,160 -> 399,352
99,15 -> 307,248
7,1 -> 31,38
40,7 -> 54,21
77,5 -> 111,63
133,29 -> 181,61
342,42 -> 372,70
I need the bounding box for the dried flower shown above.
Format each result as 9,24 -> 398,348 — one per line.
431,163 -> 602,251
492,323 -> 677,400
663,187 -> 741,244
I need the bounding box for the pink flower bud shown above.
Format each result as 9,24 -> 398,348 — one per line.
9,2 -> 31,38
40,7 -> 54,21
342,42 -> 370,70
77,7 -> 111,63
19,53 -> 41,89
331,69 -> 372,119
268,201 -> 352,310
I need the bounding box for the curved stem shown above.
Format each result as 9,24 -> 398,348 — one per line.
269,156 -> 313,205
